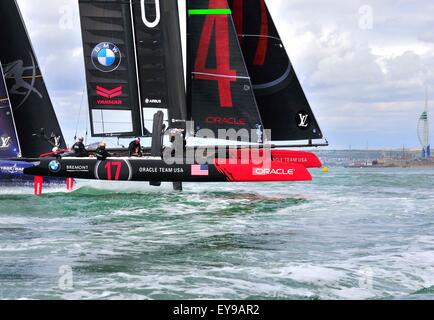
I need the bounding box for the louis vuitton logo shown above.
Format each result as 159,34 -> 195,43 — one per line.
0,136 -> 11,149
297,113 -> 309,128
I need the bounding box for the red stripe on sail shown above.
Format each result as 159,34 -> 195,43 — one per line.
194,0 -> 236,108
233,0 -> 243,44
254,0 -> 269,66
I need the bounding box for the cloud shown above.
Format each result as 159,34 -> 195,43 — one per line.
15,0 -> 434,149
267,0 -> 434,148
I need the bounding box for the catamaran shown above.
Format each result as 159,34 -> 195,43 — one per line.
0,0 -> 70,189
7,0 -> 328,194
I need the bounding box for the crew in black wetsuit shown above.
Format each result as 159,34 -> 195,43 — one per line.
95,142 -> 111,161
71,138 -> 88,157
129,138 -> 142,157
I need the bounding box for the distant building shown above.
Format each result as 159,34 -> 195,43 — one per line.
418,87 -> 430,159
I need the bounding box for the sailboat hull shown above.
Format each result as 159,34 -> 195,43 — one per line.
0,160 -> 64,184
22,157 -> 313,183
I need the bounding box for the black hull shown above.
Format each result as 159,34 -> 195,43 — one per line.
23,157 -> 313,183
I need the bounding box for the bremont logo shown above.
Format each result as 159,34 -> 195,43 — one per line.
0,137 -> 11,149
66,165 -> 89,172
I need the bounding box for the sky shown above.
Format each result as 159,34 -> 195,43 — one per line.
16,0 -> 434,149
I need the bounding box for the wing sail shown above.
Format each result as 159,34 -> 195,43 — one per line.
228,0 -> 324,142
0,0 -> 66,157
79,0 -> 186,137
187,0 -> 264,142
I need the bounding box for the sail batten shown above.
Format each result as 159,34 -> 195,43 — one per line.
228,0 -> 324,142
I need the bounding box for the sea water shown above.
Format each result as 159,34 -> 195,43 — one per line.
0,168 -> 433,300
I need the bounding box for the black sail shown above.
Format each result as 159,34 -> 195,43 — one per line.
0,63 -> 20,158
79,0 -> 186,137
131,0 -> 187,133
79,0 -> 142,137
228,0 -> 323,141
187,0 -> 264,142
0,0 -> 66,157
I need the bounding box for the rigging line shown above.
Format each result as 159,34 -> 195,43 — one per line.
5,75 -> 43,80
85,102 -> 89,145
192,71 -> 250,80
74,87 -> 86,142
238,34 -> 281,42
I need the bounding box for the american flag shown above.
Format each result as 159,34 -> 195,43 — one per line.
191,164 -> 209,176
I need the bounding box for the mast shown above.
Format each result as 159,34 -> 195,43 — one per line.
426,86 -> 429,145
0,0 -> 66,158
130,0 -> 187,130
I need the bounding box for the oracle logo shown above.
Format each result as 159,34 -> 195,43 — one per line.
205,116 -> 247,126
254,168 -> 295,176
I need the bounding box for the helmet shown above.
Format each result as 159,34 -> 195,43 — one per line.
78,137 -> 84,142
135,137 -> 141,142
99,141 -> 107,147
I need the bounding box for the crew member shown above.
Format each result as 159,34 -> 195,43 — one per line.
95,142 -> 111,161
129,137 -> 142,157
71,137 -> 88,157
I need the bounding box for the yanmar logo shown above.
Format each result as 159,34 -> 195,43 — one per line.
96,86 -> 123,105
254,168 -> 295,176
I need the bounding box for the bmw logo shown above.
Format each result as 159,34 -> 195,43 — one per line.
48,160 -> 61,173
91,42 -> 122,73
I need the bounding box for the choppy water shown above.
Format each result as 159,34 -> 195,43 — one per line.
0,168 -> 433,300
